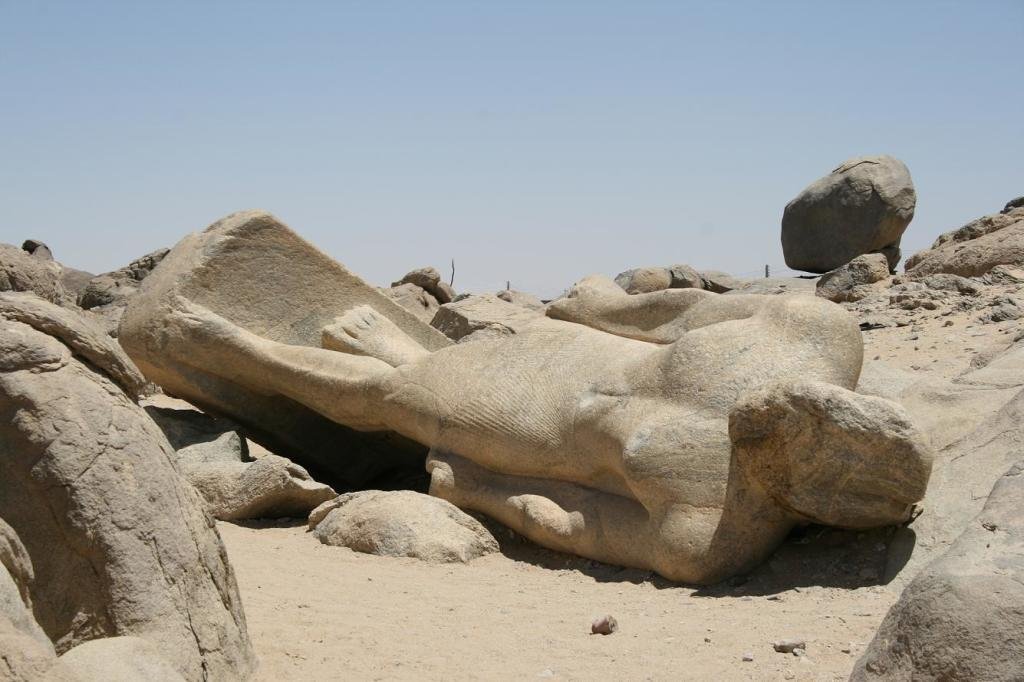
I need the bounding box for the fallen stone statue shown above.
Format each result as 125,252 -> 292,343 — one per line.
120,210 -> 933,583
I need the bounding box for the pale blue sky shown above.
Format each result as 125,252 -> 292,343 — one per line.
2,1 -> 1022,297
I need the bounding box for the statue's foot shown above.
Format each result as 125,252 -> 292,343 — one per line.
321,305 -> 430,367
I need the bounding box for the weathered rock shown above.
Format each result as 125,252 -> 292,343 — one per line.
382,282 -> 440,323
58,266 -> 95,299
496,289 -> 545,310
309,490 -> 499,562
147,401 -> 334,519
434,281 -> 456,304
615,266 -> 671,294
45,636 -> 186,682
21,239 -> 52,260
590,616 -> 618,635
0,315 -> 255,678
914,273 -> 983,296
0,244 -> 69,305
144,403 -> 245,451
0,292 -> 147,400
0,519 -> 58,681
119,210 -> 451,491
729,380 -> 932,528
772,639 -> 806,654
699,270 -> 739,293
430,293 -> 544,342
391,266 -> 454,304
77,247 -> 169,311
614,264 -> 703,294
979,297 -> 1023,323
180,451 -> 337,521
816,253 -> 890,303
1003,196 -> 1024,214
852,461 -> 1024,681
721,277 -> 817,297
782,155 -> 916,273
906,207 -> 1024,277
0,616 -> 57,682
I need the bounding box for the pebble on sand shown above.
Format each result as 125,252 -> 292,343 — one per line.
591,615 -> 618,635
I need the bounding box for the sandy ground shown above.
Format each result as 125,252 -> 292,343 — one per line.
220,519 -> 894,681
210,277 -> 1019,681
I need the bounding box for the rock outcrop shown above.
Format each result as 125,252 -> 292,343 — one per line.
0,298 -> 255,679
119,210 -> 452,491
0,519 -> 58,681
77,248 -> 169,310
905,206 -> 1024,277
852,461 -> 1024,681
308,490 -> 498,562
782,155 -> 916,273
495,289 -> 545,310
75,248 -> 169,336
0,243 -> 69,305
0,292 -> 147,400
614,264 -> 704,295
180,450 -> 337,521
147,403 -> 335,519
815,253 -> 891,303
430,293 -> 544,342
391,266 -> 455,304
382,282 -> 441,323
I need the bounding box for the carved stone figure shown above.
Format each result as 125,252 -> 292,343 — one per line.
121,211 -> 933,583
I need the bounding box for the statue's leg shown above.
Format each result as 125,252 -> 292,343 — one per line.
163,298 -> 396,430
426,449 -> 662,567
321,305 -> 431,367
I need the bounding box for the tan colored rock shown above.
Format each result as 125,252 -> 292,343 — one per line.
44,636 -> 186,682
0,520 -> 57,681
906,207 -> 1024,277
77,248 -> 169,310
0,315 -> 255,679
382,282 -> 440,323
614,266 -> 672,294
0,292 -> 147,400
180,451 -> 337,521
430,293 -> 544,342
852,461 -> 1024,681
131,223 -> 931,583
815,253 -> 891,303
309,490 -> 498,562
120,210 -> 451,490
391,266 -> 454,304
496,289 -> 545,310
0,244 -> 69,305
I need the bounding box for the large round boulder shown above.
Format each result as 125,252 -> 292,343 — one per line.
782,155 -> 916,273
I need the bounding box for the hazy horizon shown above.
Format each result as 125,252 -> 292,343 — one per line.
3,2 -> 1022,299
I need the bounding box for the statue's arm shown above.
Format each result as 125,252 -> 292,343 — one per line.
545,275 -> 714,344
